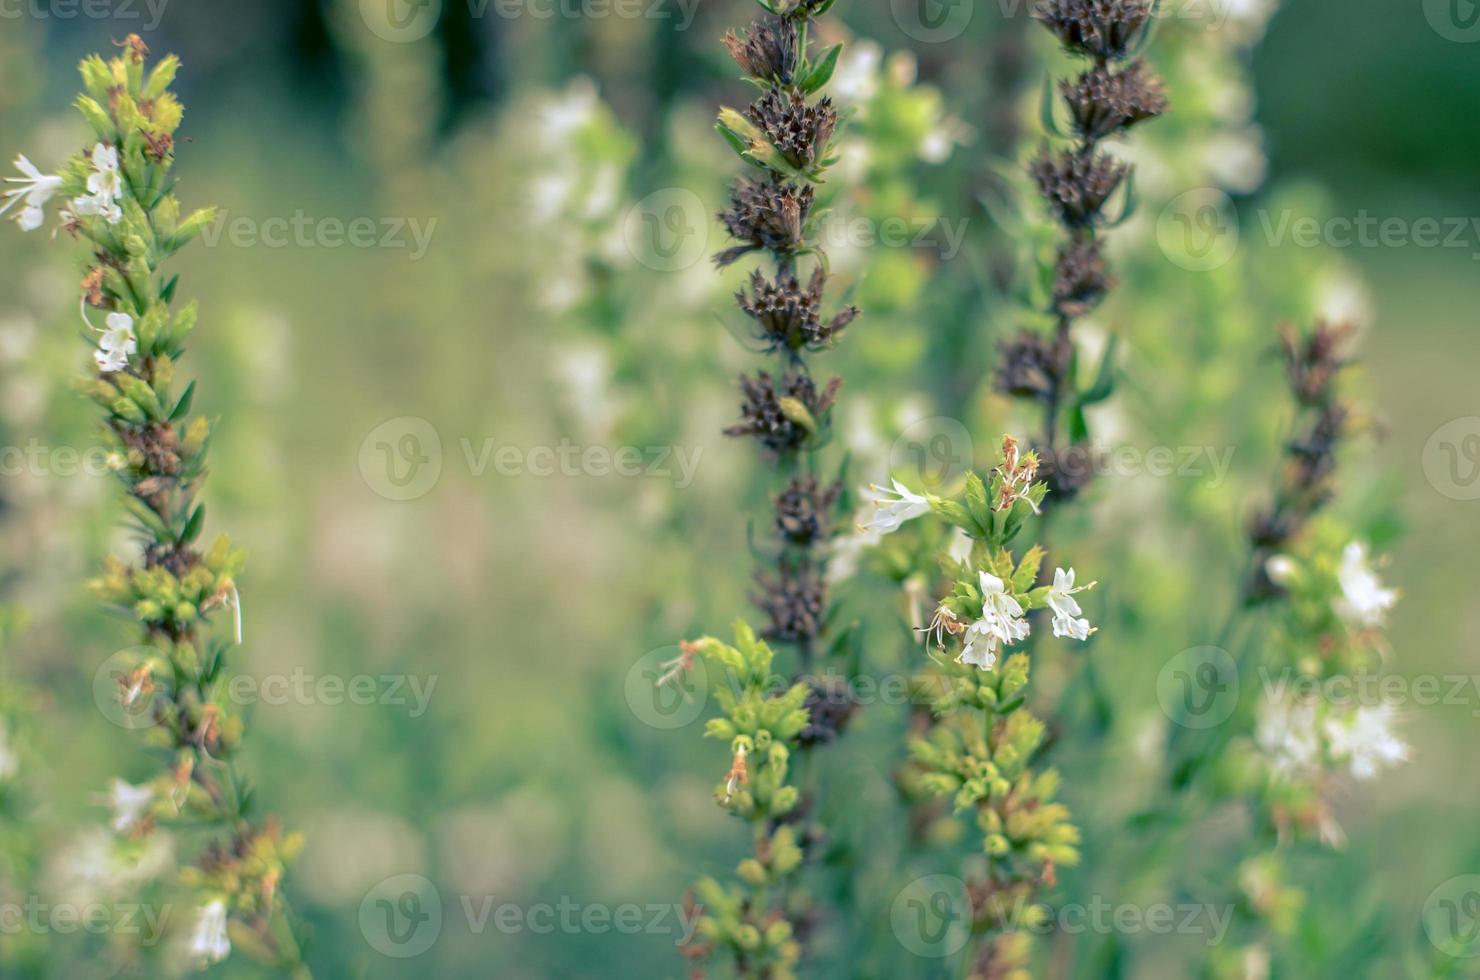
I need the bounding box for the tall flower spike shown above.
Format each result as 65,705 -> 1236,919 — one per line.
5,39 -> 310,975
669,4 -> 860,975
999,0 -> 1165,504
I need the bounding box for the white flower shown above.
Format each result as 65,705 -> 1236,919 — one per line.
1324,704 -> 1408,780
859,480 -> 931,535
91,311 -> 137,374
1,154 -> 62,232
1264,554 -> 1297,585
104,779 -> 153,834
70,143 -> 124,226
1334,541 -> 1397,629
1255,696 -> 1321,780
1046,566 -> 1096,641
958,571 -> 1030,671
189,899 -> 231,964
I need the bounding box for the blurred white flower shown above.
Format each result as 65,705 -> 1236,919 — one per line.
1046,567 -> 1096,640
1203,128 -> 1267,194
859,479 -> 930,534
1264,554 -> 1297,585
1,154 -> 62,231
104,779 -> 153,834
1324,704 -> 1408,780
189,899 -> 231,964
1334,541 -> 1397,629
1255,696 -> 1320,780
830,42 -> 881,106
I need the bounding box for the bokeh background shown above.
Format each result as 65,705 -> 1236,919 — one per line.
0,0 -> 1476,976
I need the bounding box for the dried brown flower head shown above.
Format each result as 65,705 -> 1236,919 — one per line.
1051,238 -> 1114,316
739,266 -> 858,352
1277,319 -> 1355,406
1060,60 -> 1167,141
1036,0 -> 1154,60
994,331 -> 1063,402
797,675 -> 859,747
724,17 -> 798,84
753,562 -> 827,643
1031,148 -> 1128,228
716,177 -> 815,267
774,474 -> 844,545
746,88 -> 838,171
724,370 -> 841,455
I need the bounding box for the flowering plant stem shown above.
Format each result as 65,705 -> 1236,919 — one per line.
6,37 -> 309,975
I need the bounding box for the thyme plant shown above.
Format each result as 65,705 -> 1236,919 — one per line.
3,39 -> 309,976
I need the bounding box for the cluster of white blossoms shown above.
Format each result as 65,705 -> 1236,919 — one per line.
958,571 -> 1030,670
1256,696 -> 1409,783
104,778 -> 154,834
71,143 -> 125,225
2,143 -> 127,232
93,311 -> 138,374
1332,541 -> 1398,629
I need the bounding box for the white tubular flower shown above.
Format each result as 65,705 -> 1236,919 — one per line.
1324,704 -> 1408,781
91,310 -> 137,374
1334,541 -> 1397,629
104,779 -> 154,834
859,479 -> 931,535
1046,566 -> 1096,641
1,154 -> 63,231
71,143 -> 125,225
958,572 -> 1030,671
189,899 -> 231,964
1255,696 -> 1320,781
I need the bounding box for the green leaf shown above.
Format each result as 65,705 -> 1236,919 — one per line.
170,381 -> 196,421
1077,334 -> 1120,407
800,43 -> 842,94
1039,75 -> 1065,138
181,504 -> 205,544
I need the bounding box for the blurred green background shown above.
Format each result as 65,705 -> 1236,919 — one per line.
0,0 -> 1476,976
